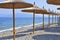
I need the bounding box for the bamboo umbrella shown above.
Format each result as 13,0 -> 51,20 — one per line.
55,15 -> 58,24
47,9 -> 51,27
22,4 -> 60,32
47,0 -> 60,5
0,0 -> 33,40
37,9 -> 59,28
55,13 -> 58,24
46,9 -> 60,26
48,12 -> 50,27
44,10 -> 59,26
54,13 -> 60,24
51,13 -> 56,25
46,0 -> 60,24
55,12 -> 57,24
48,11 -> 56,25
52,13 -> 56,24
46,11 -> 53,25
21,2 -> 48,33
47,9 -> 55,27
57,8 -> 60,24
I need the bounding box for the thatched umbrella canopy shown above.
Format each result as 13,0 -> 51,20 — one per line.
47,0 -> 60,5
0,0 -> 33,40
0,0 -> 33,8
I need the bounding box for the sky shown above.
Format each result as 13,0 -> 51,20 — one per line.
0,0 -> 60,17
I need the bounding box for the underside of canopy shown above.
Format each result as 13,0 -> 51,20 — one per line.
0,0 -> 33,9
22,9 -> 47,13
47,0 -> 60,5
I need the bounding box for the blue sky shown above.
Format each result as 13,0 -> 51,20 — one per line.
0,0 -> 60,17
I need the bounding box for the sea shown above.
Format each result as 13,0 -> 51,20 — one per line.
0,17 -> 58,32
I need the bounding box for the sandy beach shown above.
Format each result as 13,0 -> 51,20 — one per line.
0,22 -> 59,40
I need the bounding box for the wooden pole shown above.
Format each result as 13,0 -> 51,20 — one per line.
56,15 -> 57,24
43,14 -> 44,30
48,14 -> 50,27
56,15 -> 58,24
13,3 -> 16,40
52,15 -> 53,25
33,11 -> 35,34
32,2 -> 35,34
55,15 -> 57,24
55,15 -> 56,24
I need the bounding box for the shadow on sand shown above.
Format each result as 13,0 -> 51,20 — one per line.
44,25 -> 60,33
17,26 -> 44,34
17,25 -> 60,33
33,34 -> 60,40
0,33 -> 28,40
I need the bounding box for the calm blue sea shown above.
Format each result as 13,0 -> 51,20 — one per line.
0,17 -> 57,30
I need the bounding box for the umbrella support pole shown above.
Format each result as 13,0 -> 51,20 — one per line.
56,15 -> 57,24
13,4 -> 16,40
52,15 -> 53,25
33,13 -> 35,34
43,14 -> 44,30
32,2 -> 35,34
48,14 -> 50,28
55,15 -> 56,24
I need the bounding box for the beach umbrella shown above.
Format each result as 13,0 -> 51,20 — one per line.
46,0 -> 60,24
56,8 -> 60,24
57,8 -> 60,24
47,9 -> 50,27
45,10 -> 58,26
51,12 -> 55,25
21,2 -> 48,33
47,9 -> 55,27
56,13 -> 60,24
45,10 -> 53,27
52,14 -> 56,24
47,12 -> 50,27
51,12 -> 60,25
47,0 -> 60,5
0,0 -> 33,40
46,9 -> 60,26
48,11 -> 55,25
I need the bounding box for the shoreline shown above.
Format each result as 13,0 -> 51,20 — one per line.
0,21 -> 57,33
0,22 -> 43,33
0,22 -> 58,40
